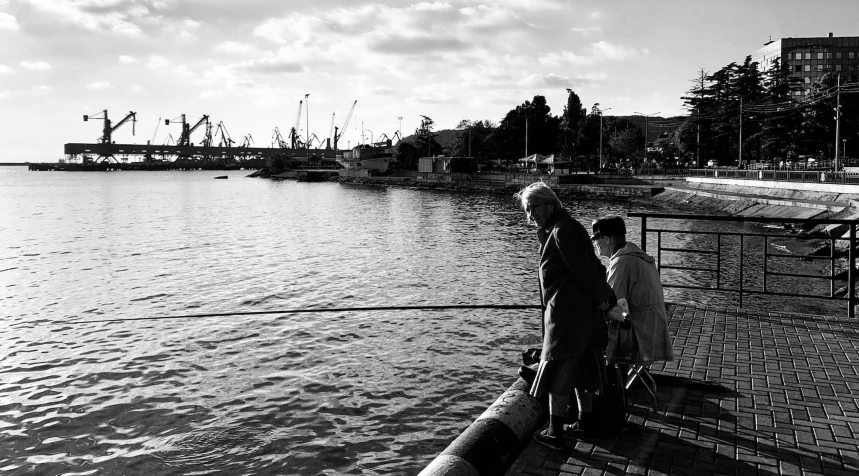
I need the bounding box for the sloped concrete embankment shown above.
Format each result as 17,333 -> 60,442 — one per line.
418,378 -> 545,476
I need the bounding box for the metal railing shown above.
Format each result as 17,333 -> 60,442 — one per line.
629,212 -> 858,317
654,168 -> 859,185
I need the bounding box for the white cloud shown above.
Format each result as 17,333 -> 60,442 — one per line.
215,41 -> 255,54
0,91 -> 9,99
0,11 -> 19,30
146,56 -> 169,68
131,84 -> 144,92
539,51 -> 595,66
0,65 -> 12,74
86,81 -> 112,90
539,42 -> 644,66
26,0 -> 145,35
590,41 -> 642,60
119,55 -> 137,64
33,85 -> 51,94
571,27 -> 602,35
20,60 -> 50,70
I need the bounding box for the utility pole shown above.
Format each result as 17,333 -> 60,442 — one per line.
739,96 -> 743,168
525,117 -> 529,158
468,121 -> 472,157
698,69 -> 705,168
835,75 -> 842,170
634,111 -> 660,155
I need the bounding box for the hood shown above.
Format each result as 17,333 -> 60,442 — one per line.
612,242 -> 654,264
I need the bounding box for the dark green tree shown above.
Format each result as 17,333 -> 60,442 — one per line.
560,89 -> 586,159
490,95 -> 562,163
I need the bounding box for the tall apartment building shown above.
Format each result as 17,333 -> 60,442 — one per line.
751,33 -> 859,96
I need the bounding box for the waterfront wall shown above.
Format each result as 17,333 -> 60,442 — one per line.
418,378 -> 545,476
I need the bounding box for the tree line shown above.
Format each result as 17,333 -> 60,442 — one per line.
397,56 -> 859,170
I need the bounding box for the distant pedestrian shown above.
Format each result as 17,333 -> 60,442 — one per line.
591,215 -> 674,366
514,182 -> 616,450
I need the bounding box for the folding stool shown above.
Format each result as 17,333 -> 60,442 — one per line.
625,364 -> 658,411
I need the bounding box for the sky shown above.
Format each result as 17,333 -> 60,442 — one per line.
0,0 -> 857,162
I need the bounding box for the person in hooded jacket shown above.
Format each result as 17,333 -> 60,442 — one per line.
514,182 -> 617,450
591,215 -> 674,366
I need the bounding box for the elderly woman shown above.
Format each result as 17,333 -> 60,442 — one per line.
591,215 -> 674,366
514,182 -> 616,450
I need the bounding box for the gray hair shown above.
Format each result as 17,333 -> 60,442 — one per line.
513,181 -> 563,212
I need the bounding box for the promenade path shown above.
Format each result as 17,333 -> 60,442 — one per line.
506,303 -> 859,476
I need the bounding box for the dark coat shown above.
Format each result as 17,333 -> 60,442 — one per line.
537,209 -> 615,360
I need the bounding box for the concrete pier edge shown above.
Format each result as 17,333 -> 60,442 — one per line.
418,378 -> 545,476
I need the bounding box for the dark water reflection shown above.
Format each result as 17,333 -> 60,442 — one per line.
0,168 -> 845,475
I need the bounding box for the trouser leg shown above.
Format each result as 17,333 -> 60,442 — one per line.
547,392 -> 569,436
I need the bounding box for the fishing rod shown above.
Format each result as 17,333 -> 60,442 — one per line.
69,304 -> 542,325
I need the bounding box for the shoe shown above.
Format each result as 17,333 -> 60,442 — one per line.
518,365 -> 537,385
563,422 -> 599,442
533,428 -> 566,451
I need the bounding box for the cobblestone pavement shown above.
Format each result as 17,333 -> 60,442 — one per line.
506,303 -> 859,476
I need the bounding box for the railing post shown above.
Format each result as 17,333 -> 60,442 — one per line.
641,216 -> 647,255
850,223 -> 856,318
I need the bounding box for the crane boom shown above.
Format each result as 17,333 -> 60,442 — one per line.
83,110 -> 136,144
333,100 -> 357,150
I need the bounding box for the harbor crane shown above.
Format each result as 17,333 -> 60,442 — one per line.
327,112 -> 336,149
214,121 -> 234,148
83,110 -> 136,144
272,127 -> 289,148
240,134 -> 254,148
165,114 -> 210,147
333,100 -> 357,151
290,100 -> 304,149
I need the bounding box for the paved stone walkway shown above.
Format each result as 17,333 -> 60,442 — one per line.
506,303 -> 859,476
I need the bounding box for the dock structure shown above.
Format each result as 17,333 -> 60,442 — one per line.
35,143 -> 341,171
505,303 -> 859,476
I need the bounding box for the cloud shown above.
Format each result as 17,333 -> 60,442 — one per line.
408,95 -> 458,105
0,11 -> 19,30
518,72 -> 607,88
571,27 -> 602,35
20,60 -> 50,70
539,42 -> 645,66
215,41 -> 255,54
119,55 -> 137,64
33,85 -> 51,94
240,58 -> 304,74
590,41 -> 641,60
539,51 -> 595,66
86,81 -> 112,90
369,35 -> 471,55
0,91 -> 8,99
0,65 -> 12,74
146,56 -> 169,68
26,0 -> 146,35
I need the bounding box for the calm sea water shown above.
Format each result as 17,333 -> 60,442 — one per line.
0,167 -> 843,475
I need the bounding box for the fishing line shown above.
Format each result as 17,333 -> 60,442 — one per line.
70,304 -> 542,325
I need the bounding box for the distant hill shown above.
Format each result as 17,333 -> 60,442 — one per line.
402,128 -> 459,153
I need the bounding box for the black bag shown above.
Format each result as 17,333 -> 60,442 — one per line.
522,348 -> 542,366
592,364 -> 627,436
606,320 -> 637,364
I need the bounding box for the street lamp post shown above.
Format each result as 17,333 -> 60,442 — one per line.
364,129 -> 373,145
305,93 -> 310,154
597,105 -> 612,171
398,116 -> 403,141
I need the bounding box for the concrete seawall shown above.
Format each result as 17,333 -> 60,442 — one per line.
418,378 -> 545,476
